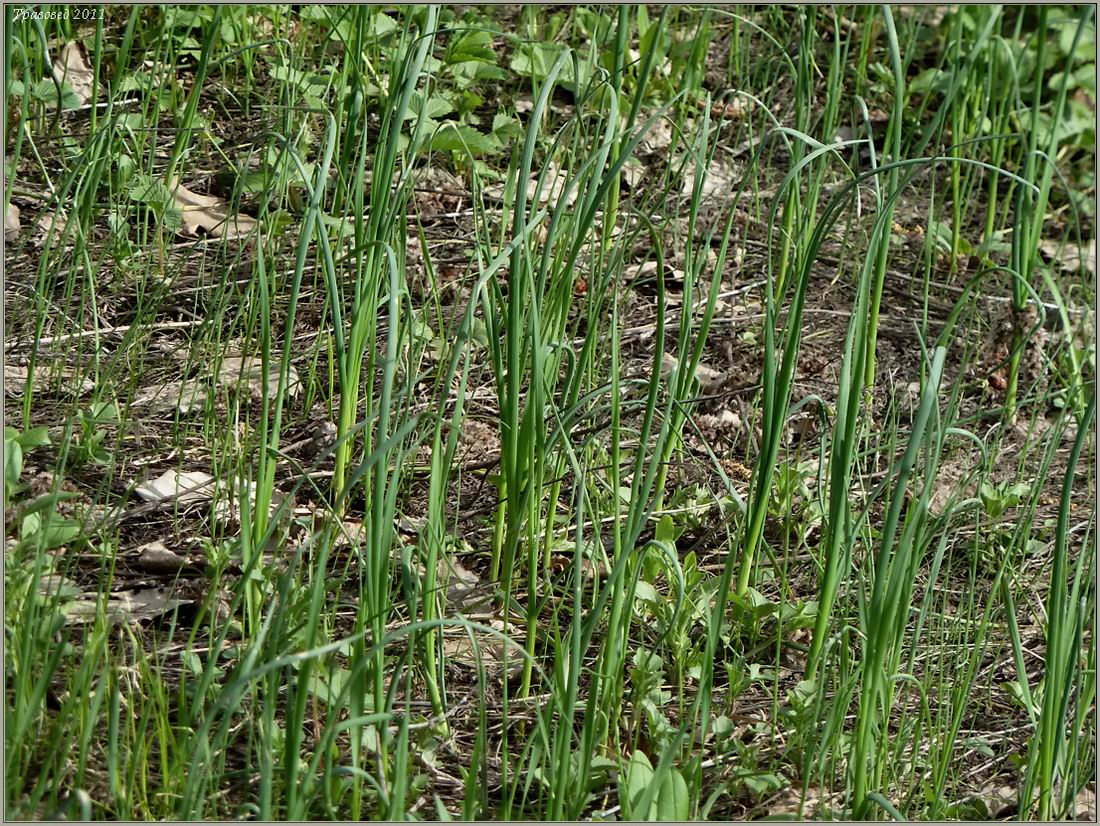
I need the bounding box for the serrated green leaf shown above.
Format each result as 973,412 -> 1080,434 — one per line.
408,92 -> 455,121
510,42 -> 573,84
366,10 -> 399,39
740,771 -> 786,798
30,77 -> 82,110
128,174 -> 172,207
491,111 -> 522,142
1049,63 -> 1096,95
446,29 -> 496,64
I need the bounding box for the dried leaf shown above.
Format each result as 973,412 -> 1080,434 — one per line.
483,162 -> 576,207
661,353 -> 723,389
513,93 -> 571,117
332,519 -> 368,548
37,573 -> 81,600
71,501 -> 112,533
135,470 -> 215,504
51,42 -> 95,105
1041,237 -> 1096,276
533,163 -> 575,206
623,260 -> 686,286
442,555 -> 480,589
170,179 -> 257,239
697,409 -> 743,444
967,783 -> 1018,819
64,586 -> 191,625
136,541 -> 192,574
682,158 -> 742,200
969,780 -> 1097,820
785,411 -> 818,445
131,379 -> 208,414
4,362 -> 95,397
302,420 -> 337,459
620,158 -> 646,190
928,459 -> 978,517
212,479 -> 286,526
218,356 -> 300,399
440,556 -> 492,614
1072,784 -> 1097,821
457,419 -> 500,465
641,116 -> 675,153
441,620 -> 523,677
712,96 -> 754,121
32,209 -> 67,248
764,784 -> 835,819
5,202 -> 20,241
